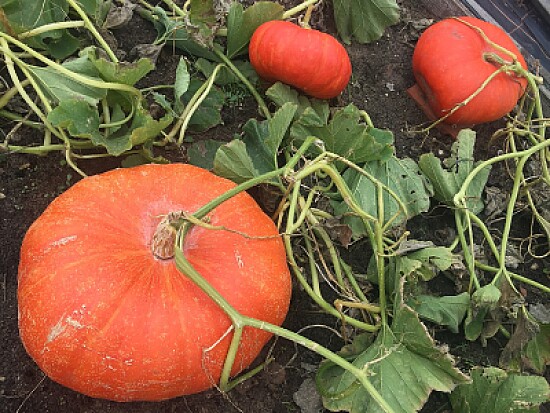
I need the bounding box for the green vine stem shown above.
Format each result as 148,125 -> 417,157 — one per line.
213,48 -> 272,119
66,0 -> 118,62
0,33 -> 140,97
282,0 -> 319,20
18,21 -> 86,39
173,245 -> 393,413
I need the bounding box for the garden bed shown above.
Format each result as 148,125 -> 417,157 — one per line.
1,0 -> 549,412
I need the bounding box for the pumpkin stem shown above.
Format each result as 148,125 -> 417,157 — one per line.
151,212 -> 184,260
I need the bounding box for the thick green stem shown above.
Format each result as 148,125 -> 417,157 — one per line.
282,0 -> 319,19
18,21 -> 85,39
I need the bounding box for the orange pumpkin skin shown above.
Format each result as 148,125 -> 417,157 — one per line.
18,164 -> 291,401
412,17 -> 528,126
249,20 -> 352,99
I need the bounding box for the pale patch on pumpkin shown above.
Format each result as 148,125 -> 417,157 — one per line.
50,235 -> 77,247
234,250 -> 244,268
46,316 -> 67,345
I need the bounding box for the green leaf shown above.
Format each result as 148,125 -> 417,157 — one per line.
407,292 -> 470,333
317,306 -> 469,413
149,7 -> 220,61
48,99 -> 172,156
291,104 -> 394,165
419,129 -> 491,214
188,139 -> 225,170
27,64 -> 107,106
180,79 -> 225,132
226,1 -> 284,58
266,82 -> 329,121
213,103 -> 297,182
0,0 -> 79,58
333,0 -> 400,44
85,47 -> 154,86
450,367 -> 549,412
213,139 -> 260,183
333,156 -> 433,235
524,324 -> 550,374
407,246 -> 454,281
48,99 -> 102,142
174,57 -> 191,113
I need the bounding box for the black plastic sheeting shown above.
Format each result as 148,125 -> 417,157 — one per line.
460,0 -> 550,74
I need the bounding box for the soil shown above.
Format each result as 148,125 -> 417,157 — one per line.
1,1 -> 548,412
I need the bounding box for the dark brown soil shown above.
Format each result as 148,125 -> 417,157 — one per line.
1,1 -> 548,412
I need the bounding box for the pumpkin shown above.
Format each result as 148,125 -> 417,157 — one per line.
18,163 -> 291,401
411,16 -> 528,126
249,20 -> 352,99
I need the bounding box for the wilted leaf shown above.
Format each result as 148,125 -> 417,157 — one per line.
103,0 -> 136,29
226,1 -> 284,58
48,99 -> 102,142
419,129 -> 491,214
333,0 -> 400,44
317,306 -> 469,413
407,292 -> 470,333
187,0 -> 218,47
85,47 -> 155,86
450,367 -> 549,412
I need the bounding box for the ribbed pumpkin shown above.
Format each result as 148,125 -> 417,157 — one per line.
412,16 -> 528,126
249,20 -> 352,99
18,163 -> 291,401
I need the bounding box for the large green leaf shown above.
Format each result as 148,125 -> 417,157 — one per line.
27,64 -> 107,106
419,129 -> 491,214
0,0 -> 79,57
317,306 -> 469,413
291,104 -> 394,165
333,156 -> 433,234
450,367 -> 549,413
226,1 -> 284,58
333,0 -> 400,44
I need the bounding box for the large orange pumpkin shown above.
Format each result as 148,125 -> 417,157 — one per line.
18,163 -> 291,401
